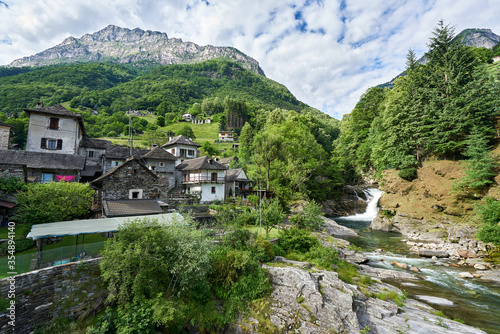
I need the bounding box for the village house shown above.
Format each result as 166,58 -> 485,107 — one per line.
90,156 -> 169,216
141,146 -> 178,188
218,130 -> 235,142
225,168 -> 252,200
162,135 -> 201,160
0,121 -> 12,150
78,137 -> 113,182
24,104 -> 85,155
102,146 -> 149,174
176,156 -> 227,203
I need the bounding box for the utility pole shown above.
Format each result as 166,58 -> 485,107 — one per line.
129,109 -> 133,157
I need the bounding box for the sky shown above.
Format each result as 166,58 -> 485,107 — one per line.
0,0 -> 499,119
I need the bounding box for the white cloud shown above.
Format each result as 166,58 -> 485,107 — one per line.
0,0 -> 499,118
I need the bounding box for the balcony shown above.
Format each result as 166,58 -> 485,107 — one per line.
182,177 -> 225,184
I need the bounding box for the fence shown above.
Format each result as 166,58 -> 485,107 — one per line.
0,241 -> 106,278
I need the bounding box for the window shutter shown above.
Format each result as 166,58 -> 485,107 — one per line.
40,138 -> 47,149
56,139 -> 63,150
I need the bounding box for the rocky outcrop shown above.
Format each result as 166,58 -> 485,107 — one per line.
320,185 -> 368,216
236,264 -> 486,333
9,25 -> 265,75
321,216 -> 359,238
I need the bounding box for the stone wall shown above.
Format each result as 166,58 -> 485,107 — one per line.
0,164 -> 25,181
0,258 -> 107,334
0,126 -> 10,150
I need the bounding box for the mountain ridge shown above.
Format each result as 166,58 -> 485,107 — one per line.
9,25 -> 265,76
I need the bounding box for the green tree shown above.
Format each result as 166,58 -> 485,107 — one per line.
156,115 -> 165,127
100,217 -> 212,326
177,124 -> 196,139
201,141 -> 219,157
238,122 -> 254,161
454,129 -> 497,194
260,198 -> 285,236
14,182 -> 94,224
476,198 -> 500,246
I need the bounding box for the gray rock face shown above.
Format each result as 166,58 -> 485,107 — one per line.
9,25 -> 265,75
238,264 -> 486,333
320,185 -> 368,216
322,216 -> 359,238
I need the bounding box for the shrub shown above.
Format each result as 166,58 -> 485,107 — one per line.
107,131 -> 118,137
476,197 -> 500,247
278,228 -> 320,253
398,167 -> 417,181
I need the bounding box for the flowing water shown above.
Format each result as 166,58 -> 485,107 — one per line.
333,188 -> 500,334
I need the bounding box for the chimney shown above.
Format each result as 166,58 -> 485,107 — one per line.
151,144 -> 158,149
36,102 -> 43,109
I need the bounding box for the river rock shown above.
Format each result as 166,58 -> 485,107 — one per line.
479,269 -> 500,284
411,266 -> 421,273
416,295 -> 454,306
338,249 -> 368,264
418,249 -> 449,258
458,249 -> 477,258
238,264 -> 487,334
274,256 -> 311,269
458,272 -> 474,279
474,264 -> 487,270
390,261 -> 408,270
321,217 -> 358,238
358,264 -> 418,280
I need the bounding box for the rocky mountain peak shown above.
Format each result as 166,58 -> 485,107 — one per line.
9,26 -> 265,76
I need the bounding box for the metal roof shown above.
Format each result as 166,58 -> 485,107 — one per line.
27,212 -> 185,240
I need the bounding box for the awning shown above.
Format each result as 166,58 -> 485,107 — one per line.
27,212 -> 185,240
103,199 -> 163,217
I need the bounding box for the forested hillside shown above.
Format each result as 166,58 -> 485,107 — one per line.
334,20 -> 500,184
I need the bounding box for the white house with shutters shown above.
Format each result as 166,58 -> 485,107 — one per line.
161,135 -> 201,160
176,156 -> 227,203
25,104 -> 85,155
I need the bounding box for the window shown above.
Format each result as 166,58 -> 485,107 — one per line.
211,186 -> 216,194
88,150 -> 95,158
211,172 -> 217,182
171,149 -> 175,155
188,149 -> 195,156
42,173 -> 53,183
111,161 -> 122,167
41,138 -> 62,150
149,165 -> 156,171
159,162 -> 165,167
129,189 -> 143,199
48,118 -> 59,130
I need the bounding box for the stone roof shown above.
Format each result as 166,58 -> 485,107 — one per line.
0,120 -> 12,128
105,146 -> 150,159
0,150 -> 85,170
225,168 -> 251,182
103,199 -> 163,217
24,104 -> 81,118
218,156 -> 238,166
24,104 -> 86,137
176,156 -> 227,171
142,147 -> 177,161
161,135 -> 201,148
91,156 -> 157,184
81,165 -> 103,177
79,136 -> 113,149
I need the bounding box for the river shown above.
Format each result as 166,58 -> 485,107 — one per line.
334,188 -> 500,334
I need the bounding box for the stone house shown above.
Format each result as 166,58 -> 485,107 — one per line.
0,121 -> 12,150
141,147 -> 178,189
90,156 -> 169,203
225,168 -> 253,200
24,104 -> 85,155
176,156 -> 227,203
162,135 -> 201,160
78,137 -> 113,182
0,151 -> 85,183
101,146 -> 149,174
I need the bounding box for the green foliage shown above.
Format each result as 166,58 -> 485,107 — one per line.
200,141 -> 219,157
0,176 -> 27,194
177,124 -> 196,139
278,228 -> 320,253
14,182 -> 94,224
398,167 -> 418,181
100,217 -> 211,307
455,129 -> 497,193
260,198 -> 286,236
475,197 -> 500,246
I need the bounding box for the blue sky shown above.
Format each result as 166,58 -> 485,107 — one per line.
0,0 -> 499,118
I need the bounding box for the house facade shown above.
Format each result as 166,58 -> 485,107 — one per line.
225,168 -> 252,200
142,147 -> 178,189
24,104 -> 85,155
218,131 -> 235,142
176,156 -> 227,203
102,146 -> 149,174
162,135 -> 201,160
0,121 -> 12,150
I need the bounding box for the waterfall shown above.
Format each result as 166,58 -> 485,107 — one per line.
342,188 -> 383,221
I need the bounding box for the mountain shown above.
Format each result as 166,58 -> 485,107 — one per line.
9,25 -> 265,76
454,28 -> 500,48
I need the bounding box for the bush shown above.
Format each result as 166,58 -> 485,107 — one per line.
107,131 -> 118,137
398,167 -> 417,181
278,228 -> 320,253
476,197 -> 500,247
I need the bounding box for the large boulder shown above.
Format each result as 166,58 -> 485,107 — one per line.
322,217 -> 358,238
